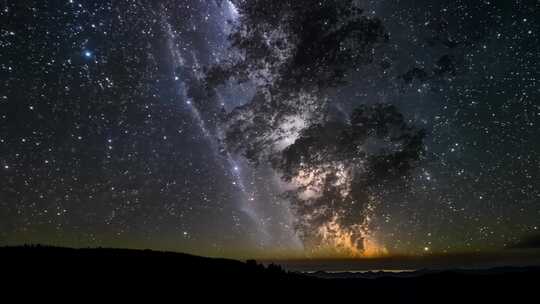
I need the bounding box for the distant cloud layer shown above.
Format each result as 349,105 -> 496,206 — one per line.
509,234 -> 540,249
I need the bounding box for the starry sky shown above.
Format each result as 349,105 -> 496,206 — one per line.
1,0 -> 538,259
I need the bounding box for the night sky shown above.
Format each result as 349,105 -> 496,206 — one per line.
1,0 -> 539,260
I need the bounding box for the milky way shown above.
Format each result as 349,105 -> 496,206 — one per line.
160,3 -> 272,243
1,0 -> 538,258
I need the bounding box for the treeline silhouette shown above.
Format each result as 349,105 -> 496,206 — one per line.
0,244 -> 297,280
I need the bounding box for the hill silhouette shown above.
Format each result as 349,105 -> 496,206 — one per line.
1,245 -> 538,301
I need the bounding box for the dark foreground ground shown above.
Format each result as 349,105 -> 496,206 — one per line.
1,246 -> 538,302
